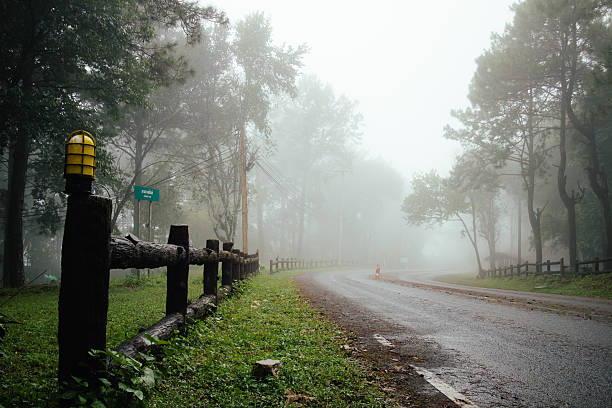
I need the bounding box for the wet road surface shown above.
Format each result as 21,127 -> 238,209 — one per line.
302,268 -> 612,408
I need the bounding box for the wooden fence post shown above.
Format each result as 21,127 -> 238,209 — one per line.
239,251 -> 245,279
575,259 -> 580,275
222,242 -> 234,286
595,257 -> 600,273
203,239 -> 219,297
166,225 -> 189,316
560,257 -> 565,274
221,242 -> 234,287
232,249 -> 241,281
58,194 -> 112,384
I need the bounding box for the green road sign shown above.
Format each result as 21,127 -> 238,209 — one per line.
134,185 -> 160,202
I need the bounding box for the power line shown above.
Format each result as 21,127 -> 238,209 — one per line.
147,148 -> 234,187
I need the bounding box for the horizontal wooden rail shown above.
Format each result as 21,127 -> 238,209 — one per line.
110,234 -> 253,270
268,257 -> 342,273
58,194 -> 259,384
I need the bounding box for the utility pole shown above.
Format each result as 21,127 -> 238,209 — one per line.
241,124 -> 248,253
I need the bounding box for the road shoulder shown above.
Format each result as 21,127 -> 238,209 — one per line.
293,273 -> 459,408
383,275 -> 612,324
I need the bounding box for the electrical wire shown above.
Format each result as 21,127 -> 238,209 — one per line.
147,147 -> 234,187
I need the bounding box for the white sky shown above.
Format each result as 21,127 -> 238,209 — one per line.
207,0 -> 516,179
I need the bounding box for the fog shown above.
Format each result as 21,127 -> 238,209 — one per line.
2,1 -> 610,286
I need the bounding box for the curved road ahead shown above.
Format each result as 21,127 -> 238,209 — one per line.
302,268 -> 612,408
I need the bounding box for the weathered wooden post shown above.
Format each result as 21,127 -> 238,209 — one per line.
232,249 -> 241,281
166,225 -> 189,315
575,259 -> 580,275
240,251 -> 246,279
222,242 -> 234,287
270,259 -> 273,274
203,239 -> 219,297
560,257 -> 565,274
595,257 -> 600,273
58,194 -> 112,384
58,130 -> 112,384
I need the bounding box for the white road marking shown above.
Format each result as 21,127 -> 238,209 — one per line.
373,333 -> 393,347
372,334 -> 479,408
410,365 -> 479,408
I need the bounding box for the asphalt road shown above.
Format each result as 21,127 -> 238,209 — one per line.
302,268 -> 612,408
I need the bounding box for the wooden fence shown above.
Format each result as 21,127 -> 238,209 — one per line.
269,258 -> 342,273
57,194 -> 258,384
485,257 -> 612,278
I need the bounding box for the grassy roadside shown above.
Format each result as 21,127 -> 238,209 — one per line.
436,272 -> 612,299
1,269 -> 387,407
0,270 -> 204,408
148,270 -> 386,407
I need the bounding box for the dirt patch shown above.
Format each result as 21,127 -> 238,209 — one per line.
293,274 -> 458,408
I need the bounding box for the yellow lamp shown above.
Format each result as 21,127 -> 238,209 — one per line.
64,130 -> 96,194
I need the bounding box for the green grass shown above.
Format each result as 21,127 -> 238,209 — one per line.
1,269 -> 386,407
0,271 -> 203,407
149,271 -> 385,408
436,272 -> 612,299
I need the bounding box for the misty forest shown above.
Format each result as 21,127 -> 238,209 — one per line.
1,0 -> 610,287
1,1 -> 612,408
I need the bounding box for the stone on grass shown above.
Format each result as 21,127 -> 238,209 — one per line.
253,359 -> 282,378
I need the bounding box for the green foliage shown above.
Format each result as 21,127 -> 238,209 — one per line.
55,349 -> 160,408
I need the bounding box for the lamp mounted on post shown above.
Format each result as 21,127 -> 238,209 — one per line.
64,130 -> 96,195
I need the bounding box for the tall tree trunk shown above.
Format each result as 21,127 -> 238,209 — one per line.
132,125 -> 144,238
525,91 -> 543,266
485,198 -> 497,270
526,177 -> 543,266
2,127 -> 31,287
557,28 -> 579,267
558,67 -> 578,266
457,209 -> 482,276
132,125 -> 144,279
